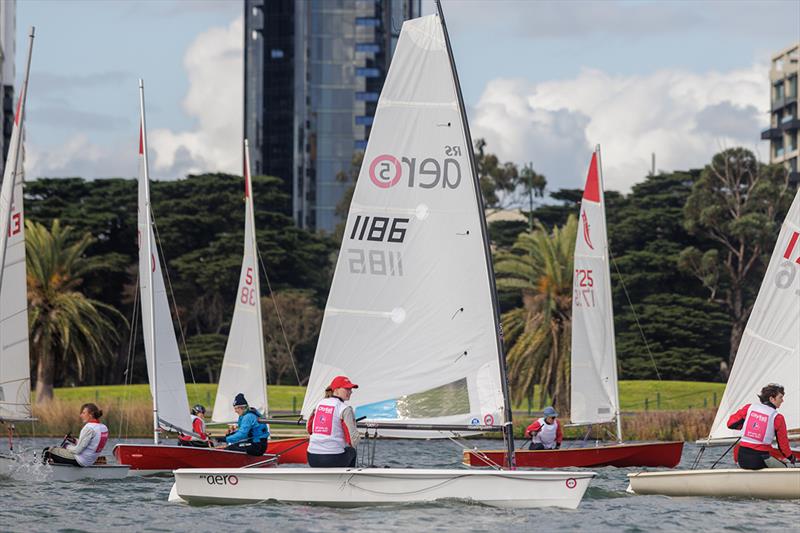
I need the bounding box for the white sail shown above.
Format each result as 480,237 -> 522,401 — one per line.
0,29 -> 34,422
301,14 -> 505,429
570,149 -> 619,427
137,88 -> 193,435
212,140 -> 268,423
708,188 -> 800,440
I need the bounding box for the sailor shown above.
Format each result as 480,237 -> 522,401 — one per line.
43,403 -> 109,467
727,383 -> 796,470
215,393 -> 270,456
177,404 -> 211,447
525,406 -> 563,450
306,375 -> 360,467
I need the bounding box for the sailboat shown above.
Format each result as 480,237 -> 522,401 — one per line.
209,138 -> 307,463
0,28 -> 128,482
170,4 -> 595,509
114,104 -> 304,473
628,187 -> 800,499
465,148 -> 683,468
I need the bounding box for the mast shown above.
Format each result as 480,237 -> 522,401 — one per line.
596,144 -> 622,442
245,139 -> 269,414
435,0 -> 516,468
0,27 -> 34,296
139,79 -> 160,445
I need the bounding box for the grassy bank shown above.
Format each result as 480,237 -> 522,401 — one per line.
9,380 -> 724,439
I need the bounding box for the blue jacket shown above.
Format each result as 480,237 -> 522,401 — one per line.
224,408 -> 270,444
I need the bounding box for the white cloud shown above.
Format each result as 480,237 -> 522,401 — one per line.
149,16 -> 243,178
25,134 -> 135,178
469,63 -> 770,192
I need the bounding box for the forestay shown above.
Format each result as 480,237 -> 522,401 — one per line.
213,140 -> 268,423
0,97 -> 31,422
708,188 -> 800,440
0,30 -> 33,422
301,14 -> 505,429
137,106 -> 193,434
570,150 -> 619,426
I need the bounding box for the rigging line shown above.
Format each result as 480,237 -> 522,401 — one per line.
150,207 -> 197,385
255,245 -> 302,387
445,434 -> 503,470
609,251 -> 662,381
120,273 -> 140,440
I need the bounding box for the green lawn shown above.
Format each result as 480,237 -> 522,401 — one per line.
49,384 -> 307,413
50,380 -> 725,414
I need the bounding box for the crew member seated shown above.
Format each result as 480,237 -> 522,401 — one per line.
306,375 -> 360,467
727,383 -> 796,470
177,404 -> 211,447
215,393 -> 269,456
525,406 -> 563,450
43,403 -> 109,466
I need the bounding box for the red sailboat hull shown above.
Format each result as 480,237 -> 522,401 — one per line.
114,437 -> 308,475
464,441 -> 684,468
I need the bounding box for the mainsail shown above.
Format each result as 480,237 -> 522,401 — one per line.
570,148 -> 620,430
212,139 -> 268,423
708,188 -> 800,440
137,81 -> 192,436
0,28 -> 34,422
301,14 -> 505,430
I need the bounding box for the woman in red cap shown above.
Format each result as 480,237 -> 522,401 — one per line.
306,375 -> 360,467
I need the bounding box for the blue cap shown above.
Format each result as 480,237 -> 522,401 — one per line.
543,406 -> 558,417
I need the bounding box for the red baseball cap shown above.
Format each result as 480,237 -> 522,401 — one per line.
328,375 -> 359,390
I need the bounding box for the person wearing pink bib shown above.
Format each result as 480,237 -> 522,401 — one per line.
43,403 -> 109,467
727,383 -> 796,470
306,376 -> 360,467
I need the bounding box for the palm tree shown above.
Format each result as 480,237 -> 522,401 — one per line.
496,215 -> 577,415
26,219 -> 124,403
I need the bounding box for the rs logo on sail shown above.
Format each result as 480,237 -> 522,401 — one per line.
369,147 -> 463,190
581,211 -> 594,250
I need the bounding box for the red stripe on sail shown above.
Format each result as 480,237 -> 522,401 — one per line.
139,125 -> 144,155
244,161 -> 250,198
583,152 -> 600,203
785,231 -> 799,260
13,88 -> 24,126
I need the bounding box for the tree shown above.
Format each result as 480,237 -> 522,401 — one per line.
26,220 -> 124,402
495,215 -> 577,414
679,148 -> 792,366
262,290 -> 323,385
474,138 -> 519,208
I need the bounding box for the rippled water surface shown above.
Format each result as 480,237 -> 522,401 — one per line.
1,438 -> 797,532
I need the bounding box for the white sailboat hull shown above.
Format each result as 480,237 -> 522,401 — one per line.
173,467 -> 595,508
628,468 -> 800,499
0,453 -> 129,482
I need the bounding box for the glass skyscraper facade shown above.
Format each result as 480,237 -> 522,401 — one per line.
245,0 -> 421,231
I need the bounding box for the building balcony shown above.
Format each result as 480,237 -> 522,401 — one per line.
761,127 -> 783,140
780,117 -> 800,131
772,95 -> 797,111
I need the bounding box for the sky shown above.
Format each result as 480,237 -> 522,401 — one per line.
15,0 -> 800,193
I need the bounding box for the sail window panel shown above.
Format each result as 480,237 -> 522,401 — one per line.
356,379 -> 471,420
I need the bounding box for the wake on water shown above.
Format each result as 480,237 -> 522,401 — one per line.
0,449 -> 55,482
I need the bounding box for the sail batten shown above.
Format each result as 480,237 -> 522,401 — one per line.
570,149 -> 619,428
212,140 -> 268,423
708,189 -> 800,441
301,14 -> 505,431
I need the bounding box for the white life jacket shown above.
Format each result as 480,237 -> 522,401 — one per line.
308,397 -> 348,455
532,417 -> 558,449
75,421 -> 109,466
740,403 -> 777,446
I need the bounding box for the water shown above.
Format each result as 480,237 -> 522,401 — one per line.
1,438 -> 797,532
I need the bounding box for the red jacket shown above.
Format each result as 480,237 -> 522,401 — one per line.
727,403 -> 792,460
525,418 -> 563,445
